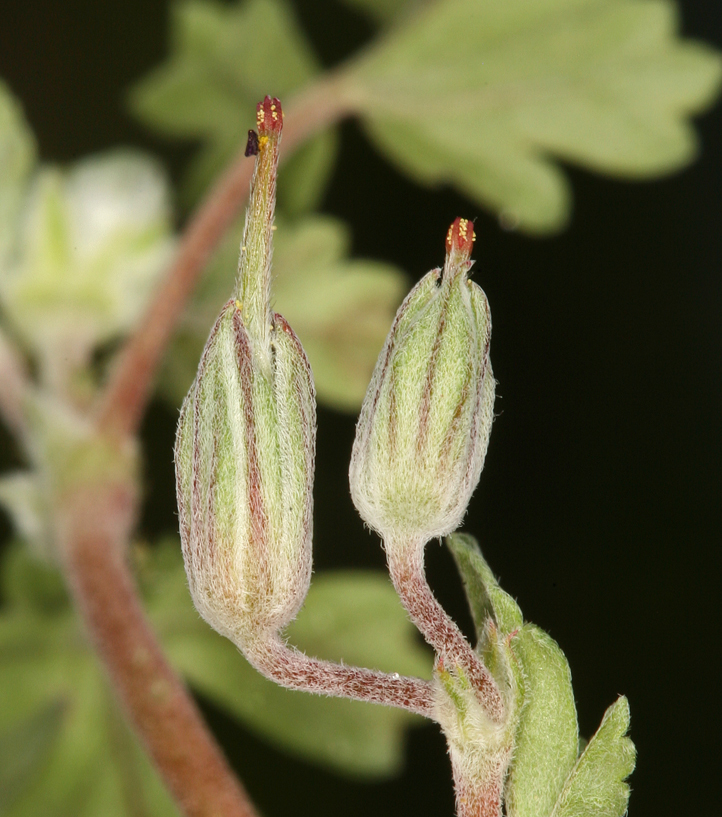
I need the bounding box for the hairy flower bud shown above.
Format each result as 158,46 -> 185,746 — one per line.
174,98 -> 316,645
350,218 -> 494,548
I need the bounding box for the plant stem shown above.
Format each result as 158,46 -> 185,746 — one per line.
386,542 -> 504,722
96,74 -> 353,438
56,474 -> 259,817
451,760 -> 504,817
246,634 -> 435,719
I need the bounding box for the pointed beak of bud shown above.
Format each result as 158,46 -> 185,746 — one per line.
350,219 -> 494,551
174,97 -> 316,648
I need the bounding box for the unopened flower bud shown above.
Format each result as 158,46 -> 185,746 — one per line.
350,218 -> 494,548
174,98 -> 316,646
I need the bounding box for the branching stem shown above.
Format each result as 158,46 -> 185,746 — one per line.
246,633 -> 436,719
386,541 -> 504,722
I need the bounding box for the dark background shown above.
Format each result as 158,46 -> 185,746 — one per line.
0,1 -> 720,815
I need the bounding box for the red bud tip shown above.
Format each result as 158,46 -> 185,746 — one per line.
256,96 -> 283,136
445,217 -> 476,257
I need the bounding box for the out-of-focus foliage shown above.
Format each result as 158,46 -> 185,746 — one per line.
130,0 -> 722,235
0,86 -> 175,394
128,0 -> 338,212
337,0 -> 411,25
0,153 -> 174,378
160,214 -> 408,411
348,0 -> 722,233
0,541 -> 431,816
0,80 -> 36,269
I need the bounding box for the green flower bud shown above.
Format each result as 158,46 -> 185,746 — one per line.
174,98 -> 316,645
350,218 -> 494,548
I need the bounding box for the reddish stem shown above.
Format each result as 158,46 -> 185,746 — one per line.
247,634 -> 435,719
387,543 -> 504,722
57,478 -> 259,817
452,759 -> 504,817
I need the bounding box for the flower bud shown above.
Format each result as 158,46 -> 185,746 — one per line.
174,98 -> 316,645
349,218 -> 494,548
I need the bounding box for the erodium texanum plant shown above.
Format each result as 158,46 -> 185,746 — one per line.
175,98 -> 636,817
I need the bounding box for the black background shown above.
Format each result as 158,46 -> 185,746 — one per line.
0,1 -> 720,815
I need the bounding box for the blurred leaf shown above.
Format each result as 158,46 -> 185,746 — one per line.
150,544 -> 431,777
338,0 -> 413,25
0,544 -> 180,817
0,80 -> 36,267
0,475 -> 53,561
549,697 -> 635,817
0,151 -> 174,380
159,214 -> 408,411
347,0 -> 722,233
0,538 -> 68,612
277,127 -> 339,216
0,700 -> 65,813
129,0 -> 337,210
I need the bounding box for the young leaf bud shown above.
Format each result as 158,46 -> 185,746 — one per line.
350,218 -> 494,549
174,98 -> 316,646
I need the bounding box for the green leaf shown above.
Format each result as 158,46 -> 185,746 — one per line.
150,547 -> 431,778
0,537 -> 68,612
158,214 -> 408,411
0,151 -> 174,375
504,625 -> 579,817
0,545 -> 179,817
129,0 -> 335,209
0,80 -> 36,267
446,532 -> 522,639
0,700 -> 65,813
347,0 -> 722,233
549,697 -> 635,817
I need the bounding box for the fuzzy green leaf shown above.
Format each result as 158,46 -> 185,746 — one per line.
347,0 -> 722,233
152,553 -> 432,778
159,214 -> 407,411
505,625 -> 579,817
128,0 -> 336,209
446,532 -> 523,638
550,697 -> 635,817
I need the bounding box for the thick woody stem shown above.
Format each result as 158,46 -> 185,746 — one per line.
246,634 -> 435,719
57,478 -> 259,817
96,76 -> 352,438
387,542 -> 504,722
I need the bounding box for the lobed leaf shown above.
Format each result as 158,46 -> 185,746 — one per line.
550,696 -> 635,817
346,0 -> 722,233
